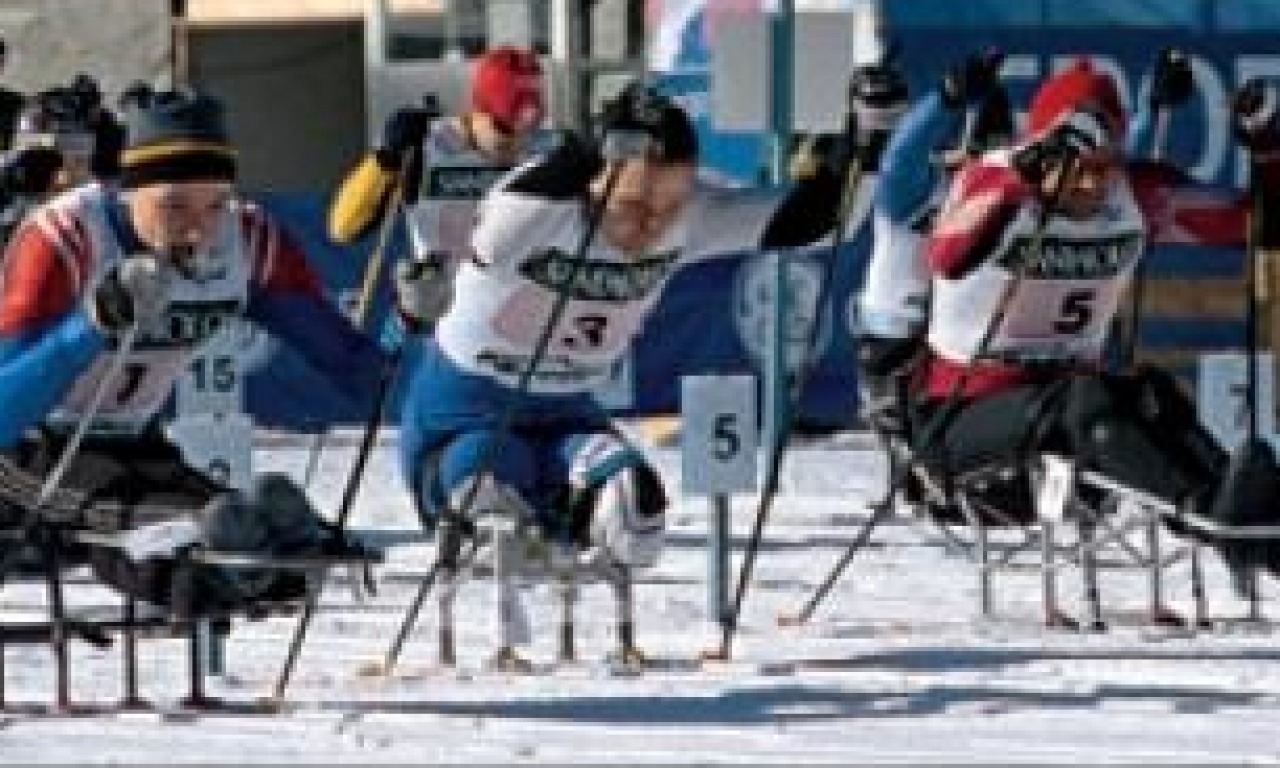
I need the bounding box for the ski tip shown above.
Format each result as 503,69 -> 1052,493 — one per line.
776,613 -> 806,627
356,661 -> 390,678
698,646 -> 731,663
255,695 -> 289,714
114,697 -> 155,713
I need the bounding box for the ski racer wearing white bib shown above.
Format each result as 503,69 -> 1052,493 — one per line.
399,84 -> 868,579
0,89 -> 387,612
858,49 -> 1185,430
913,59 -> 1280,572
329,46 -> 550,338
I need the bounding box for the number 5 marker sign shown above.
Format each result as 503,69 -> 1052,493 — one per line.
681,375 -> 759,495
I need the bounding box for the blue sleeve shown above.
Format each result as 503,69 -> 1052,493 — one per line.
245,287 -> 391,416
875,91 -> 964,223
0,312 -> 106,447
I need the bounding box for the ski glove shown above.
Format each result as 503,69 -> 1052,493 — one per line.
393,254 -> 452,332
1,148 -> 63,198
1232,78 -> 1280,151
90,109 -> 125,179
377,106 -> 433,166
845,63 -> 909,171
1149,48 -> 1194,111
88,255 -> 171,334
1012,109 -> 1110,189
940,49 -> 1004,110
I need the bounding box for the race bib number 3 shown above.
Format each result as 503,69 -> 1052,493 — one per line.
491,287 -> 636,356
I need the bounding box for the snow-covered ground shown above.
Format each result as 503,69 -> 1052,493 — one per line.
4,430 -> 1280,764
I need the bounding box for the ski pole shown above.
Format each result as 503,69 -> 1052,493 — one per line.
41,326 -> 140,508
0,321 -> 142,580
1116,102 -> 1170,370
272,97 -> 446,700
1120,49 -> 1187,368
301,138 -> 422,491
269,345 -> 404,702
710,60 -> 896,659
778,88 -> 995,628
707,150 -> 868,660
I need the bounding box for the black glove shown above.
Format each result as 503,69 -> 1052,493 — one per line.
1232,78 -> 1279,150
393,253 -> 452,332
940,49 -> 1004,110
1012,109 -> 1110,189
1148,47 -> 1194,111
597,82 -> 673,160
377,105 -> 433,166
88,256 -> 171,334
89,110 -> 125,179
838,63 -> 909,172
2,148 -> 63,198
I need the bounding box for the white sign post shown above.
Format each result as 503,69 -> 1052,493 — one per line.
682,375 -> 759,636
1197,352 -> 1276,449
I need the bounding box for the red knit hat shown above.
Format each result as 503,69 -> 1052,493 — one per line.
468,46 -> 544,134
1026,58 -> 1126,145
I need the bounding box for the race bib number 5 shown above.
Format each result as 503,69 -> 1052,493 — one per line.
1001,283 -> 1101,341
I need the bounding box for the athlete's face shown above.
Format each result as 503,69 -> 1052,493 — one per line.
1044,150 -> 1118,220
470,109 -> 539,164
596,159 -> 696,254
53,149 -> 93,192
126,181 -> 233,262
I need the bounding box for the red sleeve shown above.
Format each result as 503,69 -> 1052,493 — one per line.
0,217 -> 85,335
242,204 -> 324,297
924,160 -> 1028,278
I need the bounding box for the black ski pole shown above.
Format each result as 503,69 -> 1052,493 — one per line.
269,107 -> 440,702
367,88 -> 659,677
777,90 -> 998,628
0,315 -> 144,581
1120,48 -> 1188,368
301,99 -> 437,492
269,346 -> 404,703
708,79 -> 879,660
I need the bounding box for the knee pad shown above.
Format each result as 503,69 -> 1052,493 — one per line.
445,472 -> 536,524
439,473 -> 537,568
587,466 -> 667,568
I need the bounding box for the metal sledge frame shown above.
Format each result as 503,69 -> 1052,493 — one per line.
787,427 -> 1219,631
0,523 -> 380,714
421,511 -> 642,672
1064,458 -> 1278,626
